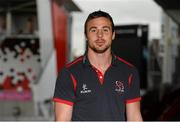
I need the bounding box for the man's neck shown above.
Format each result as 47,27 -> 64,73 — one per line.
87,49 -> 112,74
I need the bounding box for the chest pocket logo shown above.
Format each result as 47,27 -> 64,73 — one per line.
80,84 -> 92,94
115,81 -> 124,93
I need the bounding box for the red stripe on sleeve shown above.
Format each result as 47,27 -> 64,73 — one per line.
128,74 -> 133,87
70,74 -> 77,91
53,98 -> 74,106
126,97 -> 141,104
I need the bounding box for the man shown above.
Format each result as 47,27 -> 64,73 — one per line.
53,10 -> 143,121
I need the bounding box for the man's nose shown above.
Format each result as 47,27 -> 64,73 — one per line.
97,29 -> 103,38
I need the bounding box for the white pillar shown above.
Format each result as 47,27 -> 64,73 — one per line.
36,0 -> 54,67
162,13 -> 173,84
6,11 -> 12,36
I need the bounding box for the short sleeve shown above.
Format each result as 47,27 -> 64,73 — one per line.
53,68 -> 75,106
125,68 -> 141,103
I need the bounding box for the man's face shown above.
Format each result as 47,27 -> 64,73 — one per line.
86,17 -> 115,53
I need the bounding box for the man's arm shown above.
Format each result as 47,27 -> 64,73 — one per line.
54,102 -> 73,121
126,101 -> 143,121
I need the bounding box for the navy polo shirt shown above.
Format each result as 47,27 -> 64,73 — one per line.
53,54 -> 141,121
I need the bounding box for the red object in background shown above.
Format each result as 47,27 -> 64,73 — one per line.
51,1 -> 68,72
3,76 -> 13,90
2,75 -> 30,91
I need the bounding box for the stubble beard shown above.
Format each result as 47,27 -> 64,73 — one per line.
87,40 -> 111,54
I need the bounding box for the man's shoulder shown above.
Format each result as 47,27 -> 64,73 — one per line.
65,56 -> 84,69
114,55 -> 135,69
114,55 -> 139,76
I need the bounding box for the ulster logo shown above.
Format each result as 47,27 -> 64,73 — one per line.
80,84 -> 91,94
115,81 -> 124,93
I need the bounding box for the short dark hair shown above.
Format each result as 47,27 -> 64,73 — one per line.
84,10 -> 115,36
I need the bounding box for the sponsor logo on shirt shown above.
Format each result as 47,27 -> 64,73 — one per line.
115,81 -> 124,93
80,84 -> 91,94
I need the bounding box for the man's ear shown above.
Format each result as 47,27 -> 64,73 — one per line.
112,31 -> 115,40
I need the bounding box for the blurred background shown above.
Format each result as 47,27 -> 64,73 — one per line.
0,0 -> 179,121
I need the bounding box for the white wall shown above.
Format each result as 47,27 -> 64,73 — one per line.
36,0 -> 54,67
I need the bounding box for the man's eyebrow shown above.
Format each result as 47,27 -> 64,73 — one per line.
89,26 -> 97,31
89,26 -> 111,30
103,26 -> 111,29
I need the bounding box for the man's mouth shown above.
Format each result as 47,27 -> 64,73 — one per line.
95,39 -> 105,46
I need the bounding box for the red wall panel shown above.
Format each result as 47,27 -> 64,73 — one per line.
51,2 -> 68,72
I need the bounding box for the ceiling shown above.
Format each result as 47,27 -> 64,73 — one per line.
54,0 -> 81,12
0,0 -> 80,14
154,0 -> 180,24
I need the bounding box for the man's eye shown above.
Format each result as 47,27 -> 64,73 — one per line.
90,29 -> 96,32
103,28 -> 109,32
